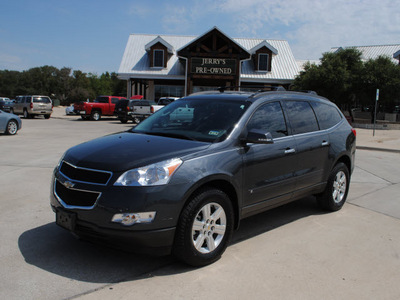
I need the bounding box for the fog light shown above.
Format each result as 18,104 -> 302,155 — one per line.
111,212 -> 156,226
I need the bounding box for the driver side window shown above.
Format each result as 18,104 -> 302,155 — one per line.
247,101 -> 288,138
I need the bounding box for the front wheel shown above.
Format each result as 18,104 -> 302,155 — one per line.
6,120 -> 18,135
173,188 -> 234,267
317,162 -> 350,211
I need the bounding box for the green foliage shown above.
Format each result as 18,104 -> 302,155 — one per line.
0,66 -> 126,105
293,49 -> 400,111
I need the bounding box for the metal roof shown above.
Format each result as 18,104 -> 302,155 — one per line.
118,33 -> 300,83
330,44 -> 400,64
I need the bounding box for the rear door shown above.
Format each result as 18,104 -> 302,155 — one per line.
282,100 -> 329,193
242,101 -> 298,216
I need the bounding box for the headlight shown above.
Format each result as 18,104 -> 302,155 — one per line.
114,158 -> 182,186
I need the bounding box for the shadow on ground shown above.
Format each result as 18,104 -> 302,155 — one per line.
18,196 -> 323,283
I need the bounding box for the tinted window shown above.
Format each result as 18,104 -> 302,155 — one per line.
311,101 -> 342,130
285,101 -> 319,134
111,98 -> 119,104
247,102 -> 288,138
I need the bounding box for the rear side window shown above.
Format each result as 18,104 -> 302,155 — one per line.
311,102 -> 342,130
111,97 -> 120,104
284,101 -> 319,135
247,102 -> 288,138
95,97 -> 109,103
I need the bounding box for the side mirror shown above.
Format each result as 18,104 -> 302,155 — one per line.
245,130 -> 274,144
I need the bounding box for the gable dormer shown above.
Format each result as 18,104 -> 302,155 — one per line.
145,36 -> 174,68
250,41 -> 278,72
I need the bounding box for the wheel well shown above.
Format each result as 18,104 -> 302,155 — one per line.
187,180 -> 240,230
335,155 -> 351,175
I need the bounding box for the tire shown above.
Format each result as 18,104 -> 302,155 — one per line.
6,120 -> 18,135
44,114 -> 51,119
23,109 -> 30,119
317,162 -> 350,211
173,188 -> 234,267
90,111 -> 101,121
120,118 -> 128,124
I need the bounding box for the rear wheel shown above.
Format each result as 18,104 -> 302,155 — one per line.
173,188 -> 234,267
44,114 -> 51,119
317,162 -> 350,211
23,109 -> 30,119
91,111 -> 101,121
6,120 -> 18,135
120,118 -> 128,124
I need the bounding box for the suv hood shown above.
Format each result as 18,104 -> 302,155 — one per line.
63,132 -> 210,172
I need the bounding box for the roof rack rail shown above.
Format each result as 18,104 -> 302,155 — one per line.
217,85 -> 286,93
297,90 -> 318,95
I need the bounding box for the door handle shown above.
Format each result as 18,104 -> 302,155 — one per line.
321,141 -> 329,146
284,148 -> 296,154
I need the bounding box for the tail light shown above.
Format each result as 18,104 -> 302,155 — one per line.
30,103 -> 33,109
126,106 -> 130,111
151,107 -> 154,113
351,128 -> 356,137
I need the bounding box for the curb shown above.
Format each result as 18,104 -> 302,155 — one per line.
356,146 -> 400,154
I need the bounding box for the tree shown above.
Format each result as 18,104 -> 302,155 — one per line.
293,48 -> 364,110
360,56 -> 400,112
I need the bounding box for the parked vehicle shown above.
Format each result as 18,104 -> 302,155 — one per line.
115,99 -> 156,124
10,95 -> 52,119
74,96 -> 127,120
65,104 -> 74,115
0,98 -> 11,111
0,109 -> 22,135
1,99 -> 15,113
51,89 -> 356,266
151,97 -> 179,113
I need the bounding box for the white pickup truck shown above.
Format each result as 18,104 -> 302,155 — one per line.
150,97 -> 179,113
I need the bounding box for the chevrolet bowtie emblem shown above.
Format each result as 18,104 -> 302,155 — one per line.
63,181 -> 75,189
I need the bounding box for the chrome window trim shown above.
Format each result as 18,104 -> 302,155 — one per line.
54,178 -> 101,210
59,161 -> 113,186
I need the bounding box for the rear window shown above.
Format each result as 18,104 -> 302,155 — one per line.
33,97 -> 51,103
311,102 -> 343,130
94,97 -> 109,103
285,101 -> 319,135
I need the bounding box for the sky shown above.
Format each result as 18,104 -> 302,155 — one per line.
0,0 -> 399,75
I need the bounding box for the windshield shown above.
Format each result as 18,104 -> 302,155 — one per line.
132,98 -> 250,143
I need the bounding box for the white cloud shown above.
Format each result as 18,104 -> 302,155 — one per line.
214,0 -> 400,59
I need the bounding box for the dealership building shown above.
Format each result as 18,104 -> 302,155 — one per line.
118,27 -> 301,100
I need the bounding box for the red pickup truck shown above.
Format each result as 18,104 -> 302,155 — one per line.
74,96 -> 127,120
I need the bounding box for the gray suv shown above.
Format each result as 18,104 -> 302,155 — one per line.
11,95 -> 52,119
51,89 -> 356,266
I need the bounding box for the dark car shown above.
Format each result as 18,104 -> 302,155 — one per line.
50,90 -> 356,266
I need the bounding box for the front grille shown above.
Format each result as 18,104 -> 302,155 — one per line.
60,161 -> 112,185
55,180 -> 100,208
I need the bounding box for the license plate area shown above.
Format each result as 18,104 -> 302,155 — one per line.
56,210 -> 76,231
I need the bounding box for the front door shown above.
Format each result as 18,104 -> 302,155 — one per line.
242,101 -> 297,217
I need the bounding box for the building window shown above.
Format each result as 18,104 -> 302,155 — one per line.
258,53 -> 269,71
155,85 -> 184,99
153,50 -> 164,68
